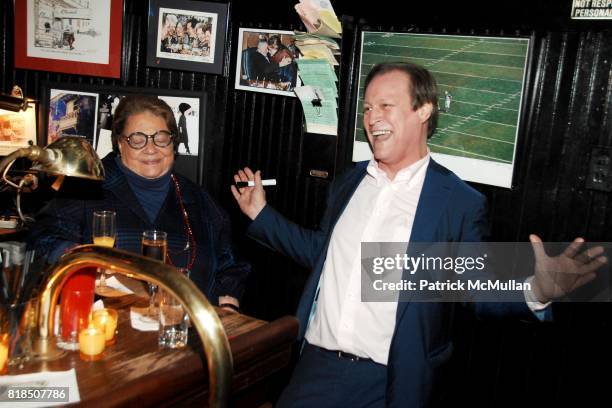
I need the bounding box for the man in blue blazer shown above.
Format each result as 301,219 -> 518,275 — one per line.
231,63 -> 605,407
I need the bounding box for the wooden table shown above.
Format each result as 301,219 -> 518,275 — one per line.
9,294 -> 299,407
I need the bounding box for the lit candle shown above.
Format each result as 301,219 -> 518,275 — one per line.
79,325 -> 105,361
92,308 -> 118,345
0,334 -> 8,375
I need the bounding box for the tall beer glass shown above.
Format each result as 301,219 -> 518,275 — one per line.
92,210 -> 116,295
141,230 -> 167,321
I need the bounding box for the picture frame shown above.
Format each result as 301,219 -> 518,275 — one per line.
0,104 -> 37,156
352,32 -> 534,189
14,0 -> 123,78
40,82 -> 207,183
235,28 -> 300,97
46,88 -> 99,147
146,0 -> 229,75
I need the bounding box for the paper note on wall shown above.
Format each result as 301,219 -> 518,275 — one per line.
294,86 -> 337,136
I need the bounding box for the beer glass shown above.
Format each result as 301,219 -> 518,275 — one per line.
141,230 -> 167,321
92,210 -> 116,295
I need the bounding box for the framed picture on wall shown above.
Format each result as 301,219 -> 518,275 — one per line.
234,28 -> 300,97
46,89 -> 99,147
146,0 -> 229,75
40,83 -> 206,183
0,104 -> 37,156
352,32 -> 534,189
14,0 -> 123,78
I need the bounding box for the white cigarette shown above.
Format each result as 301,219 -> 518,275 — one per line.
236,179 -> 277,187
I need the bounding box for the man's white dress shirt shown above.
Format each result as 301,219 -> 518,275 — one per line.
305,154 -> 431,365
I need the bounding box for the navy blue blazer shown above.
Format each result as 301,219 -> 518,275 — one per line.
247,159 -> 535,407
28,153 -> 250,301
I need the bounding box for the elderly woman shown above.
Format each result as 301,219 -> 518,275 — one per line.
28,95 -> 249,309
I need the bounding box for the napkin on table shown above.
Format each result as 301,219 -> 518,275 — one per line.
95,276 -> 134,297
129,308 -> 159,332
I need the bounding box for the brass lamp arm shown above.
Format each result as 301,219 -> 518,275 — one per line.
0,146 -> 47,189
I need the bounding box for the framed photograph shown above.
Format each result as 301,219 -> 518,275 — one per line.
147,0 -> 229,75
235,28 -> 300,97
0,105 -> 37,156
41,83 -> 206,183
47,89 -> 98,147
352,32 -> 533,188
14,0 -> 123,78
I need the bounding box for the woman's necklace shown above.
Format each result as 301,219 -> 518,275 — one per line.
167,174 -> 197,270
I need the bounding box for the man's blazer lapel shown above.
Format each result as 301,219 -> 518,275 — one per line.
327,162 -> 369,227
396,160 -> 455,322
297,163 -> 368,337
409,160 -> 454,243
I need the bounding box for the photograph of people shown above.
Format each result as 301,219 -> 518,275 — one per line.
155,10 -> 216,62
236,29 -> 300,96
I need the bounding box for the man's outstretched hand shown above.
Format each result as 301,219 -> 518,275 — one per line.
529,234 -> 607,303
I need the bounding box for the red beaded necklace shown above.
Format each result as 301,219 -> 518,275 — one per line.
167,174 -> 197,270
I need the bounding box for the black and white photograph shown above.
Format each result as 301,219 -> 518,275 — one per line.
147,0 -> 229,75
47,89 -> 98,147
95,93 -> 122,156
235,28 -> 300,97
158,95 -> 200,156
28,0 -> 112,64
15,0 -> 123,77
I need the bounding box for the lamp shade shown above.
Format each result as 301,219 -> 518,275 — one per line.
30,137 -> 104,181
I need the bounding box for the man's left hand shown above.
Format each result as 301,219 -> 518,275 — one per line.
529,234 -> 607,303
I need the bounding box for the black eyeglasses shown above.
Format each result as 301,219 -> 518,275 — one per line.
122,130 -> 174,149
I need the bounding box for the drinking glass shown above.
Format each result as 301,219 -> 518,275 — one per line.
140,230 -> 167,322
158,289 -> 189,348
92,210 -> 116,295
56,270 -> 96,351
58,289 -> 94,350
158,267 -> 190,348
0,301 -> 31,372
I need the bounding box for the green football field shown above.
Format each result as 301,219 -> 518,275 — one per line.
354,33 -> 530,164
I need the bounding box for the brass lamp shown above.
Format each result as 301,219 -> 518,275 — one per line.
1,136 -> 104,182
0,136 -> 104,221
